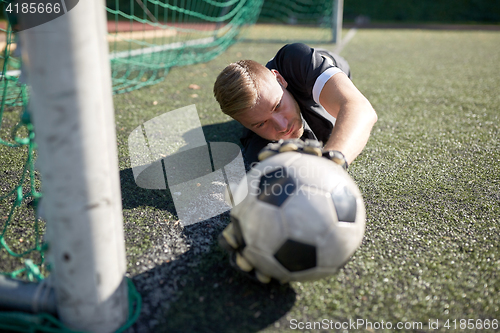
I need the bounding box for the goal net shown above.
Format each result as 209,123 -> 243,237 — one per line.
0,0 -> 338,330
0,0 -> 264,279
106,0 -> 264,93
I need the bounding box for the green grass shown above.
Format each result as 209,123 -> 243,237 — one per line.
115,27 -> 499,332
0,105 -> 44,276
1,26 -> 499,332
240,24 -> 333,44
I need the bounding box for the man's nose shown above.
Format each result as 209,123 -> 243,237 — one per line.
273,113 -> 288,132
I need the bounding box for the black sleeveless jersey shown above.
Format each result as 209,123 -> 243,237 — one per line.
241,43 -> 351,166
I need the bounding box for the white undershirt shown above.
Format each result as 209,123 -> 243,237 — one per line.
311,67 -> 344,126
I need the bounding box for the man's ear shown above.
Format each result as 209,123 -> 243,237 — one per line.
271,69 -> 288,89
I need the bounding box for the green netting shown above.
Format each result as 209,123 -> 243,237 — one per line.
0,21 -> 24,107
0,277 -> 142,333
1,0 -> 264,330
0,22 -> 43,281
106,0 -> 264,93
0,0 -> 264,276
1,0 -> 336,329
0,23 -> 141,333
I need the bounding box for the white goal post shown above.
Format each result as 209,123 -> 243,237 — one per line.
332,0 -> 344,44
20,0 -> 129,331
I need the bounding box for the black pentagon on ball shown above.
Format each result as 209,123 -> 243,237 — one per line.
274,239 -> 317,272
257,167 -> 296,207
331,185 -> 357,222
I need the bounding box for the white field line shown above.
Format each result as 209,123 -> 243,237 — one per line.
1,36 -> 215,77
109,36 -> 215,59
2,69 -> 21,77
333,28 -> 357,54
107,29 -> 177,43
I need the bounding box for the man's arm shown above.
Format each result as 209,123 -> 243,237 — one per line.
318,72 -> 377,164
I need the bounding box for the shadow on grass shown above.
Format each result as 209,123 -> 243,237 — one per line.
132,220 -> 296,333
119,120 -> 244,213
119,167 -> 176,212
119,119 -> 294,332
120,119 -> 296,331
201,120 -> 244,145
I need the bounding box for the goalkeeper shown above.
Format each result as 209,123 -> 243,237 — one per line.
213,43 -> 377,168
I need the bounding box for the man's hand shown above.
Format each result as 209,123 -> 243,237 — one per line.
219,221 -> 275,284
219,138 -> 349,284
258,138 -> 348,170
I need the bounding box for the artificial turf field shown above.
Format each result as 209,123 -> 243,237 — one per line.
1,25 -> 500,332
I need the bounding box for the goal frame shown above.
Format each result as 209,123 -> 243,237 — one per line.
16,0 -> 129,331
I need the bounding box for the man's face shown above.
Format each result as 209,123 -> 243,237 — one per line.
235,70 -> 304,142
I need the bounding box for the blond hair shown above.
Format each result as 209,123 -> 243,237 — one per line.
213,60 -> 272,118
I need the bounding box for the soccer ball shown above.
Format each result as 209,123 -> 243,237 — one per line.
225,151 -> 365,283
